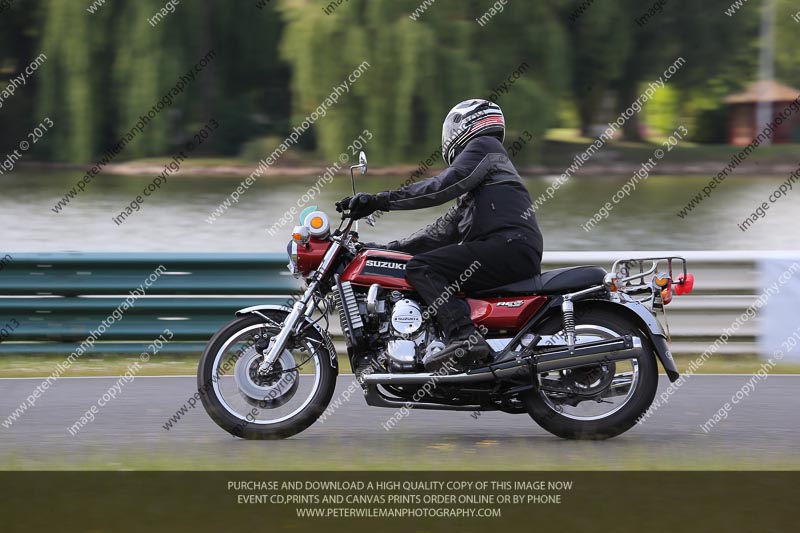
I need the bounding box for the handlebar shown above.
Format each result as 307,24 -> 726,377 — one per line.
336,194 -> 376,226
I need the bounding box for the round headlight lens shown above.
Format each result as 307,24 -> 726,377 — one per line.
303,211 -> 330,238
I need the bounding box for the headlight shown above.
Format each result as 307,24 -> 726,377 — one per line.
303,211 -> 330,238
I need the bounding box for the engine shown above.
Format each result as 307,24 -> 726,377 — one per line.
336,282 -> 445,372
383,296 -> 446,371
382,298 -> 424,370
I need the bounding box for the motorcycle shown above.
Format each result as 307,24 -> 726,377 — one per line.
198,151 -> 695,440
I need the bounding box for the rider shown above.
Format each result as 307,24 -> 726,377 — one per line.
337,99 -> 543,371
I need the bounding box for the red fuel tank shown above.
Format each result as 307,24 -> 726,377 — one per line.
340,249 -> 414,291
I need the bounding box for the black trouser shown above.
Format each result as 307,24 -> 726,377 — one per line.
405,232 -> 542,343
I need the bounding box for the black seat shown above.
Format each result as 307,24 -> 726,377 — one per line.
469,266 -> 607,297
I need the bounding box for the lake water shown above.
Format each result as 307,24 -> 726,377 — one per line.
1,172 -> 797,253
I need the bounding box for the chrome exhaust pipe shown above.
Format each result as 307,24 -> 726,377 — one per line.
361,370 -> 494,385
362,336 -> 644,385
535,336 -> 643,373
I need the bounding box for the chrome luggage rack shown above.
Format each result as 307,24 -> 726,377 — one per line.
610,256 -> 691,312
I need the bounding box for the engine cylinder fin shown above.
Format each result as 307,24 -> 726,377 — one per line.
333,276 -> 363,347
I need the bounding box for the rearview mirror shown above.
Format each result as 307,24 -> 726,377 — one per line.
359,151 -> 368,175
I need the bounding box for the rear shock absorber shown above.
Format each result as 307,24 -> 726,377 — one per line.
561,296 -> 576,350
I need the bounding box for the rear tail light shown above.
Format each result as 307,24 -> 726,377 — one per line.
674,273 -> 695,295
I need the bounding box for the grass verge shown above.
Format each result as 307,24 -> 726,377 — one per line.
1,439 -> 798,471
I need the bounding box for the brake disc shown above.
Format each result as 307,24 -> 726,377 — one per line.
234,347 -> 299,409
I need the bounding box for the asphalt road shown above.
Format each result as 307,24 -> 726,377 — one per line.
1,375 -> 798,469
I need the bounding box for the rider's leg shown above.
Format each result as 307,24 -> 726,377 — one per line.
405,261 -> 477,341
405,259 -> 489,371
406,234 -> 541,371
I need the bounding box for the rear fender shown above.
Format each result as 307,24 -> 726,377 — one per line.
235,304 -> 338,372
578,299 -> 680,382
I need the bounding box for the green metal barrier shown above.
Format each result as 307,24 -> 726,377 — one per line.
0,251 -> 773,358
0,253 -> 301,355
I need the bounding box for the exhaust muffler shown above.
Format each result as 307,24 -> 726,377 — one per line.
361,335 -> 643,385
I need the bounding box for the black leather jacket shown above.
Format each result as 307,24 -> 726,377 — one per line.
376,136 -> 543,257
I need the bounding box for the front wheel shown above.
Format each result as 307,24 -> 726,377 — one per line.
198,311 -> 337,440
523,305 -> 659,440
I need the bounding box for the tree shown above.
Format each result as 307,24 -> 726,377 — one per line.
557,0 -> 631,136
278,0 -> 568,163
38,0 -> 105,161
612,0 -> 758,141
0,0 -> 41,151
32,0 -> 290,162
775,0 -> 800,89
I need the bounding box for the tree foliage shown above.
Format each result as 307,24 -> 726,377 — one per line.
0,0 -> 792,163
279,0 -> 568,162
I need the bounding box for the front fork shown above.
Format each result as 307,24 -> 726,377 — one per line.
257,280 -> 319,372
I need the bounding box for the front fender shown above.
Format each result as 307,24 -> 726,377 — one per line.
236,304 -> 338,372
236,304 -> 293,317
584,298 -> 680,382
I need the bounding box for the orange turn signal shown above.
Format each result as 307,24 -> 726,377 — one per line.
661,287 -> 673,305
654,274 -> 670,288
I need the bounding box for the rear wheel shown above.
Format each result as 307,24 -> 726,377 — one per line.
523,305 -> 658,440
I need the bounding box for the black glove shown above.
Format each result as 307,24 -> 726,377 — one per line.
335,196 -> 352,213
340,193 -> 388,220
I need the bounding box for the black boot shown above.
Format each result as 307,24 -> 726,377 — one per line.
422,328 -> 492,372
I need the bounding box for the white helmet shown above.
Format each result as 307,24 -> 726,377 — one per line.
441,99 -> 505,165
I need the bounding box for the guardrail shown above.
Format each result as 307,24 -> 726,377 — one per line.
0,253 -> 299,355
0,251 -> 787,358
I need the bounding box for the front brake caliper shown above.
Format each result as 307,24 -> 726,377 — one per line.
254,337 -> 270,355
